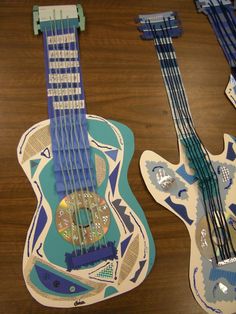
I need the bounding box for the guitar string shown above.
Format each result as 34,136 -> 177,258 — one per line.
69,24 -> 108,247
156,25 -> 228,260
49,16 -> 87,252
156,21 -> 228,258
160,19 -> 235,258
218,0 -> 236,38
149,20 -> 234,260
207,0 -> 236,66
53,15 -> 107,248
158,20 -> 233,258
155,28 -> 227,260
211,0 -> 236,42
45,26 -> 79,255
58,13 -> 96,249
54,15 -> 103,251
61,15 -> 101,249
206,0 -> 236,254
201,2 -> 236,256
161,14 -> 236,258
159,17 -> 231,257
219,0 -> 236,37
208,6 -> 235,64
69,22 -> 107,247
50,17 -> 87,251
150,24 -> 221,261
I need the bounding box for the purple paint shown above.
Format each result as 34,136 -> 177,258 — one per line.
35,264 -> 89,294
65,242 -> 117,271
109,162 -> 120,195
32,206 -> 47,251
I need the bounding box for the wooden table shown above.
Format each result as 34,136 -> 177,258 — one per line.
0,1 -> 235,313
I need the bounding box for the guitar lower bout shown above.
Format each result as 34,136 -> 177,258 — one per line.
140,134 -> 236,314
17,114 -> 155,307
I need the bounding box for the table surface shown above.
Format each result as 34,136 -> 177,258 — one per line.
0,1 -> 235,313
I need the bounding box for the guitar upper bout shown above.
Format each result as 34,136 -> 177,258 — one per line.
140,149 -> 197,229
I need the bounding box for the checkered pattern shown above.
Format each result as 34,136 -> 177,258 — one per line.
220,166 -> 230,182
96,263 -> 114,279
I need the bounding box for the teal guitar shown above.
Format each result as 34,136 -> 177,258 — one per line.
17,4 -> 155,307
138,11 -> 236,314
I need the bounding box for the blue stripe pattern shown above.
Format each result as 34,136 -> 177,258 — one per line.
42,27 -> 96,197
196,0 -> 236,67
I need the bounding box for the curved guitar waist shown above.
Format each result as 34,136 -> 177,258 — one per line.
17,114 -> 155,307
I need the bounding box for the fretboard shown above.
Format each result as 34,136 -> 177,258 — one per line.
153,32 -> 194,140
42,25 -> 96,198
151,22 -> 236,262
43,28 -> 86,118
138,10 -> 236,264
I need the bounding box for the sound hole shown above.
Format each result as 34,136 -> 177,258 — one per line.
196,216 -> 236,262
72,208 -> 92,228
55,191 -> 110,246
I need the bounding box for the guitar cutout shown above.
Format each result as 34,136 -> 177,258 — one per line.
195,0 -> 236,109
17,4 -> 155,308
137,11 -> 236,314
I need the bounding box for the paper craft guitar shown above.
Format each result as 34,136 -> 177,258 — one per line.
137,11 -> 236,314
17,4 -> 155,307
195,0 -> 236,108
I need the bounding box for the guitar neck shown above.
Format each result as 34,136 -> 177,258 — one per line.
138,11 -> 236,265
34,5 -> 96,197
43,26 -> 86,119
152,30 -> 195,141
196,0 -> 236,68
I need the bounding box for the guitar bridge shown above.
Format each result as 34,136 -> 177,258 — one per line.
217,256 -> 236,267
65,242 -> 117,271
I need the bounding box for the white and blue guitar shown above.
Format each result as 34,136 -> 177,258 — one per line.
138,11 -> 236,314
195,0 -> 236,108
17,4 -> 155,307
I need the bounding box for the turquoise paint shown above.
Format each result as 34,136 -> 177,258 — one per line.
104,286 -> 118,298
108,120 -> 156,274
39,117 -> 155,275
29,261 -> 93,297
40,19 -> 79,33
40,158 -> 120,267
40,119 -> 121,268
30,159 -> 41,178
88,119 -> 121,149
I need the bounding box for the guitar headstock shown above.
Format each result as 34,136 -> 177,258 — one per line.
195,0 -> 232,12
33,4 -> 85,35
136,11 -> 182,40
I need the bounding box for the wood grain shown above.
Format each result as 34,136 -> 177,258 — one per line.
0,1 -> 235,313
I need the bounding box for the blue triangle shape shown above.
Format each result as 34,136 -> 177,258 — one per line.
121,234 -> 133,257
30,159 -> 41,178
109,162 -> 120,195
105,150 -> 118,161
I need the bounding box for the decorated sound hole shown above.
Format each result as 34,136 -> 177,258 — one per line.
56,191 -> 110,246
196,215 -> 236,261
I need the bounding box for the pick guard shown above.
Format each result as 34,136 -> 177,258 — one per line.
18,114 -> 155,307
140,134 -> 236,314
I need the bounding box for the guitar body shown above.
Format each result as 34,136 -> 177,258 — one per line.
18,114 -> 155,307
140,135 -> 236,314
